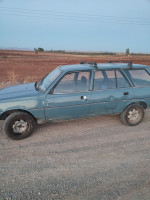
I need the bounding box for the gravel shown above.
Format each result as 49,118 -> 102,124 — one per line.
0,111 -> 150,200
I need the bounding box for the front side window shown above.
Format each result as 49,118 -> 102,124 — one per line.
53,71 -> 90,94
94,70 -> 116,90
125,69 -> 150,87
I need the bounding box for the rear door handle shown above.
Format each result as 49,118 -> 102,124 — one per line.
124,92 -> 129,95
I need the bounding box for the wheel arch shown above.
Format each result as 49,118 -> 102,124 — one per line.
123,101 -> 147,112
0,109 -> 37,123
138,101 -> 147,109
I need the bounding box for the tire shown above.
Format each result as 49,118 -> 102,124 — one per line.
4,112 -> 36,140
121,103 -> 144,126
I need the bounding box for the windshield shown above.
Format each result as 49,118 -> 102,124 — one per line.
37,68 -> 62,92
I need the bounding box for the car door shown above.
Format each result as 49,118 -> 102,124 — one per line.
90,69 -> 134,116
45,71 -> 92,120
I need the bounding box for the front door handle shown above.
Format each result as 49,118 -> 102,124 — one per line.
124,92 -> 129,95
81,96 -> 88,101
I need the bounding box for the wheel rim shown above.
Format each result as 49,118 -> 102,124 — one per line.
12,120 -> 28,134
127,108 -> 141,124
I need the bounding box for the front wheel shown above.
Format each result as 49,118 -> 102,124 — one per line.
121,104 -> 144,126
4,112 -> 36,140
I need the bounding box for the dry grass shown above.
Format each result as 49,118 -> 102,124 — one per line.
7,71 -> 20,85
22,75 -> 34,83
0,71 -> 35,89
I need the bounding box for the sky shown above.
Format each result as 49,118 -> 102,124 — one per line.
0,0 -> 150,53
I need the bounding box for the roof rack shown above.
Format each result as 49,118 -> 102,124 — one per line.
108,60 -> 132,68
80,61 -> 97,68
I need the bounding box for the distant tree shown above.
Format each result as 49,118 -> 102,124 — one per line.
38,47 -> 44,52
126,48 -> 130,55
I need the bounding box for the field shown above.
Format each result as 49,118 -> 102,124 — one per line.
0,50 -> 150,85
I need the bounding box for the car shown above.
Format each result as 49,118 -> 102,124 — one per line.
0,61 -> 150,140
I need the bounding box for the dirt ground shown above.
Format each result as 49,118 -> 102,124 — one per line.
0,50 -> 150,199
0,111 -> 150,200
0,50 -> 150,83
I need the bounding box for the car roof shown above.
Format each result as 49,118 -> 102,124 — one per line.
58,63 -> 149,72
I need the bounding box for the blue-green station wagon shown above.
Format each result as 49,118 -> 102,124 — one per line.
0,61 -> 150,140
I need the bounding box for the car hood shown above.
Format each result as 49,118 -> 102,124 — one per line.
0,83 -> 38,100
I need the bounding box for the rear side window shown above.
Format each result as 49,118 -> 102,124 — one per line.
94,70 -> 116,90
116,70 -> 130,88
94,69 -> 130,90
125,69 -> 150,87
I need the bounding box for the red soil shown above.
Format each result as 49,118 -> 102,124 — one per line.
0,50 -> 150,83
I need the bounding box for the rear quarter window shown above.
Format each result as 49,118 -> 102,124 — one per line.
125,69 -> 150,87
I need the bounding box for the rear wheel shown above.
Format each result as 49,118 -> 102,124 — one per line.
4,112 -> 35,140
121,104 -> 144,126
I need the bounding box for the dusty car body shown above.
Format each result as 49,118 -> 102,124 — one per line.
0,61 -> 150,140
